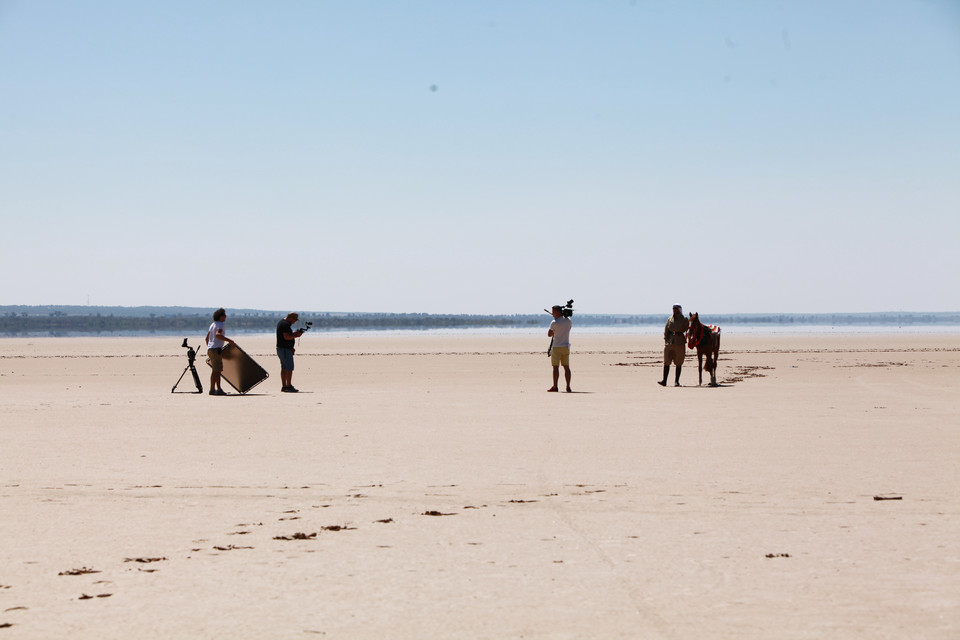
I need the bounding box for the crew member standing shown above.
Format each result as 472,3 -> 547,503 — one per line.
205,308 -> 236,396
276,312 -> 305,393
548,305 -> 573,393
659,304 -> 689,387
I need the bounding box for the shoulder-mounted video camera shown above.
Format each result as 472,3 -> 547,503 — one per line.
545,299 -> 574,318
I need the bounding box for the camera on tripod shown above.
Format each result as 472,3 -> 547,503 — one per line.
181,338 -> 197,363
172,338 -> 203,393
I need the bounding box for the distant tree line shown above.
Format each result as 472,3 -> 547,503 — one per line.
1,308 -> 958,336
0,312 -> 546,335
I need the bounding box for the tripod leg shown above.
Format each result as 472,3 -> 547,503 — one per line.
172,366 -> 190,393
189,364 -> 203,393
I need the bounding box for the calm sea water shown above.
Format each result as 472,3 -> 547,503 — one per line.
315,324 -> 960,338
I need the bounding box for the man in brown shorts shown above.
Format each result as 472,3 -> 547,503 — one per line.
658,304 -> 689,387
205,308 -> 236,396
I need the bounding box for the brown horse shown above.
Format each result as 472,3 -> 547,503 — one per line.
687,312 -> 721,386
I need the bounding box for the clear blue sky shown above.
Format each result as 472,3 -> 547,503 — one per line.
2,1 -> 958,314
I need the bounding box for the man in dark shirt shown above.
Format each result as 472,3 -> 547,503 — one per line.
276,312 -> 306,392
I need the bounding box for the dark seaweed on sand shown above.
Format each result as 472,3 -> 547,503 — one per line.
58,567 -> 100,576
273,532 -> 318,540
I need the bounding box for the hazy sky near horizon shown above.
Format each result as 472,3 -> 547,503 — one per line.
1,1 -> 958,315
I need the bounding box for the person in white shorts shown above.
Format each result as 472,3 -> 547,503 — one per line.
547,305 -> 573,393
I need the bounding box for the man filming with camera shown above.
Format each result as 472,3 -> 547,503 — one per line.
547,303 -> 573,393
276,312 -> 307,393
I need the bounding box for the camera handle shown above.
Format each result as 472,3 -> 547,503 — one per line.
295,321 -> 312,350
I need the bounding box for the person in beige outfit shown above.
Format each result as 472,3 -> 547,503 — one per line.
658,304 -> 688,387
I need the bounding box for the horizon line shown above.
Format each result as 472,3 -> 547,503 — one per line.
2,305 -> 958,317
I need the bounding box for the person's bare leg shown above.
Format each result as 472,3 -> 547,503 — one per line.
564,366 -> 572,392
548,366 -> 559,392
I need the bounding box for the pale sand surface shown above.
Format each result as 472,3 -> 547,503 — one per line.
0,331 -> 958,639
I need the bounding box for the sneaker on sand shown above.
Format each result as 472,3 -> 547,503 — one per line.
282,386 -> 299,393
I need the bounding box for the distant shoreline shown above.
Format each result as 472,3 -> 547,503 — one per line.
3,324 -> 959,340
2,305 -> 958,337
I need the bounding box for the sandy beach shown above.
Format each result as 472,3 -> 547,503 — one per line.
1,330 -> 958,639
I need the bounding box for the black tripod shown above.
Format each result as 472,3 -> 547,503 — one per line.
172,338 -> 204,394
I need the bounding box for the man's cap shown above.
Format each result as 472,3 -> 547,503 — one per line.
673,304 -> 682,310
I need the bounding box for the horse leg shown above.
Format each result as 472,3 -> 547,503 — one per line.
710,342 -> 720,386
697,350 -> 703,385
